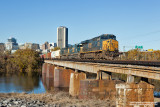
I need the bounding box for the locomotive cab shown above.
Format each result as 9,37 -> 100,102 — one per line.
101,35 -> 118,52
102,39 -> 118,52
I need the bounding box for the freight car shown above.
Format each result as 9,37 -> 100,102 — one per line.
47,52 -> 51,59
60,34 -> 119,60
51,50 -> 60,59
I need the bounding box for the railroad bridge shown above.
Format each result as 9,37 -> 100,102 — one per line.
45,60 -> 160,81
43,60 -> 158,106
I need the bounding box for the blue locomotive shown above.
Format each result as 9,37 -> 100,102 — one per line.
60,34 -> 119,60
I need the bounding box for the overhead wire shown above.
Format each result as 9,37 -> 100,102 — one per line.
120,30 -> 160,51
128,30 -> 160,39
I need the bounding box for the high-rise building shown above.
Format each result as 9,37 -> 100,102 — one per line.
57,26 -> 68,48
41,42 -> 50,50
24,43 -> 40,50
5,37 -> 18,51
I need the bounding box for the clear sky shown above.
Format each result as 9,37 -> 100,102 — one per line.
0,0 -> 160,51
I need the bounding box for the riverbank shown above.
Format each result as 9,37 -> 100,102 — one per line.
0,92 -> 116,107
1,92 -> 160,107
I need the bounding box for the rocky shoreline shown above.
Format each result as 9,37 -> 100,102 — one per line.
0,97 -> 50,107
1,92 -> 160,107
0,92 -> 116,107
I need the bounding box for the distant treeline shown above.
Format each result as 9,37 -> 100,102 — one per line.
121,49 -> 160,61
0,49 -> 42,76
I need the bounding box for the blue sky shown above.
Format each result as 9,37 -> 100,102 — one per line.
0,0 -> 160,51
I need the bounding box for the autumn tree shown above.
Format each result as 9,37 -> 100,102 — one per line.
11,49 -> 42,75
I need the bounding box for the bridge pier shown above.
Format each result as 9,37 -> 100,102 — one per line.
46,64 -> 55,90
69,72 -> 86,96
42,63 -> 48,86
96,71 -> 102,80
42,63 -> 48,77
46,64 -> 53,78
127,74 -> 135,83
78,79 -> 122,99
97,71 -> 111,80
127,75 -> 149,83
102,71 -> 112,80
54,67 -> 74,88
116,81 -> 154,107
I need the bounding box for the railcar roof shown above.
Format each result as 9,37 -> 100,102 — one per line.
81,34 -> 115,44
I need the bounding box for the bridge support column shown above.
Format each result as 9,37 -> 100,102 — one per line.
46,64 -> 55,90
42,63 -> 48,86
69,72 -> 86,96
96,71 -> 102,80
96,71 -> 111,80
54,67 -> 74,88
79,79 -> 122,99
116,81 -> 154,107
127,74 -> 134,83
42,63 -> 47,77
102,72 -> 111,80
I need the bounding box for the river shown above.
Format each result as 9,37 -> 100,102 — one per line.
0,74 -> 69,93
0,75 -> 46,93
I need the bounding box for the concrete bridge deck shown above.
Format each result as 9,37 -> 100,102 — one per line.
45,60 -> 160,81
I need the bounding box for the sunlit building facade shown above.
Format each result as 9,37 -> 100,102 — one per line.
57,26 -> 68,48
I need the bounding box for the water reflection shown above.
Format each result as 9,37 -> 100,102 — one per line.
0,74 -> 45,93
42,74 -> 69,92
42,74 -> 46,88
12,75 -> 39,91
46,78 -> 54,90
0,72 -> 69,94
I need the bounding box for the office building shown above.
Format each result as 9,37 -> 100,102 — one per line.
19,43 -> 40,50
57,26 -> 68,48
41,42 -> 57,53
5,37 -> 19,51
41,42 -> 50,50
31,43 -> 40,50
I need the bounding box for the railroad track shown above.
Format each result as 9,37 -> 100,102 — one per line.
47,59 -> 160,67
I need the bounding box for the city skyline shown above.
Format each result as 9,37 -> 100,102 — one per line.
0,0 -> 160,51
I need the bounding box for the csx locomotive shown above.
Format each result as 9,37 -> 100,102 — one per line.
41,34 -> 119,60
60,34 -> 119,60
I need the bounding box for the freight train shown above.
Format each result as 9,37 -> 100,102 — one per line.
41,34 -> 119,60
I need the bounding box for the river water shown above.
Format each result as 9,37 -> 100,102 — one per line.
0,75 -> 46,93
0,74 -> 68,93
